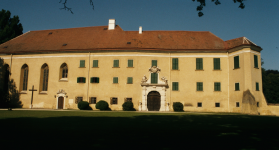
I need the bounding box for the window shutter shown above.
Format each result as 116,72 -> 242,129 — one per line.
152,60 -> 157,67
172,82 -> 178,91
114,60 -> 119,67
172,58 -> 178,70
80,60 -> 85,67
214,58 -> 220,70
254,55 -> 258,68
110,98 -> 113,105
214,82 -> 221,91
90,77 -> 93,83
97,77 -> 99,83
77,77 -> 79,83
196,58 -> 203,70
235,83 -> 240,91
93,60 -> 98,67
128,60 -> 133,67
256,82 -> 259,91
234,56 -> 239,69
151,73 -> 158,84
83,77 -> 86,83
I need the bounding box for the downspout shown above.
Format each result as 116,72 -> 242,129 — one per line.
227,52 -> 230,112
87,52 -> 90,102
169,53 -> 171,111
10,54 -> 12,77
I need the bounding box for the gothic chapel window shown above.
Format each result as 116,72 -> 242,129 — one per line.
20,64 -> 29,91
40,64 -> 49,92
60,63 -> 68,79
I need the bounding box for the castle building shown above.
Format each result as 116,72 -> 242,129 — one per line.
0,19 -> 274,114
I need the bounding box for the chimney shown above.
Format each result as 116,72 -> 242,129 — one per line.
139,26 -> 142,34
108,19 -> 115,30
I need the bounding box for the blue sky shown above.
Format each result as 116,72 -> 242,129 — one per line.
1,0 -> 279,70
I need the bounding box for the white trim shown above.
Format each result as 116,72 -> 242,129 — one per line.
228,50 -> 260,57
1,54 -> 228,59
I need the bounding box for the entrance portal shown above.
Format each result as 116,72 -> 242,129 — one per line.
147,91 -> 161,111
58,97 -> 64,109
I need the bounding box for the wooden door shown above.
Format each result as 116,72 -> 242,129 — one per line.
147,91 -> 161,111
58,97 -> 64,109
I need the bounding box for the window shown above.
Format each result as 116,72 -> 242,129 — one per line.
152,60 -> 157,67
90,77 -> 99,83
77,77 -> 86,83
236,102 -> 240,107
125,98 -> 132,102
196,58 -> 203,70
40,64 -> 49,91
215,103 -> 220,107
151,73 -> 158,84
89,97 -> 97,104
128,59 -> 133,67
197,82 -> 203,91
127,77 -> 133,84
80,60 -> 85,67
21,64 -> 29,91
172,58 -> 178,70
172,82 -> 179,91
111,97 -> 118,105
75,97 -> 83,104
213,58 -> 220,70
113,60 -> 119,67
59,63 -> 68,79
254,55 -> 258,68
214,82 -> 221,91
235,83 -> 240,91
93,60 -> 98,67
197,102 -> 202,107
257,102 -> 259,107
256,82 -> 259,91
234,56 -> 239,69
113,77 -> 118,83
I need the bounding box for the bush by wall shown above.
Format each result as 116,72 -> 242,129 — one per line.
78,101 -> 90,110
122,101 -> 135,111
95,100 -> 109,110
173,102 -> 184,112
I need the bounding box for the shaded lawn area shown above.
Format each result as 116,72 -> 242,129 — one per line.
1,110 -> 279,150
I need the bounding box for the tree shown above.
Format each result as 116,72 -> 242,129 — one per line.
59,0 -> 245,17
0,58 -> 22,109
0,9 -> 23,44
192,0 -> 246,17
262,69 -> 279,103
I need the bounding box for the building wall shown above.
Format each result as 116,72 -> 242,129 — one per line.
0,48 -> 271,113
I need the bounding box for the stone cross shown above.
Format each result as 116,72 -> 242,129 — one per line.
29,85 -> 37,109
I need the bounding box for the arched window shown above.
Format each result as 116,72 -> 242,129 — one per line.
20,64 -> 29,91
60,63 -> 68,80
40,64 -> 49,92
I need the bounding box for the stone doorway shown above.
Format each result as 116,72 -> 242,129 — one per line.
147,91 -> 161,111
58,97 -> 64,109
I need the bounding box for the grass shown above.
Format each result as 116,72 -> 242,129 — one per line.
1,110 -> 279,150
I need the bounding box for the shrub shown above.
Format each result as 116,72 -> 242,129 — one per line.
95,100 -> 109,110
173,102 -> 184,112
78,101 -> 89,110
122,101 -> 135,111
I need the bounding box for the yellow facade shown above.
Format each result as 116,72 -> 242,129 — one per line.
1,47 -> 273,114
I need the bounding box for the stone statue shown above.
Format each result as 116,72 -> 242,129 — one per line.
141,75 -> 148,83
161,76 -> 168,84
149,66 -> 161,73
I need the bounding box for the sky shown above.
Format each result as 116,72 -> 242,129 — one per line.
1,0 -> 279,70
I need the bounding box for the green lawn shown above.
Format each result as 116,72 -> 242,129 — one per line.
1,110 -> 279,150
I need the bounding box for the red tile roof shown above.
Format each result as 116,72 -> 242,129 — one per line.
0,25 -> 261,54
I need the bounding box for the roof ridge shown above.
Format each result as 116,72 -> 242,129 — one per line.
32,25 -> 109,32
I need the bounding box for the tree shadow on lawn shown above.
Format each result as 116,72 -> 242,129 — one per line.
1,113 -> 279,150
